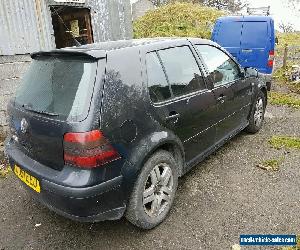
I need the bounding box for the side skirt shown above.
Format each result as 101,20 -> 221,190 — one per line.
183,122 -> 249,175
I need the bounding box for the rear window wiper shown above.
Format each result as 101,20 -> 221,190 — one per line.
22,104 -> 59,117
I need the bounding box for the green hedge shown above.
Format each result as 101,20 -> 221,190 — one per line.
133,3 -> 224,39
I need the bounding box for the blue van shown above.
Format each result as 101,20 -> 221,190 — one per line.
212,16 -> 275,90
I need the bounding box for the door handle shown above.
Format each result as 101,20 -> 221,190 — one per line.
166,111 -> 180,122
217,95 -> 226,104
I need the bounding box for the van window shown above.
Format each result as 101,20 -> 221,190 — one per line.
196,45 -> 240,87
15,57 -> 97,120
146,52 -> 171,103
158,46 -> 206,97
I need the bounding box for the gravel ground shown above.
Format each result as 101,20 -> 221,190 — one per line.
0,104 -> 299,250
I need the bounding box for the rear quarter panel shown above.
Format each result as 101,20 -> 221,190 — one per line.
101,46 -> 185,196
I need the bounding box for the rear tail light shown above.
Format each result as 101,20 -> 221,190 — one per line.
63,130 -> 120,168
268,50 -> 275,67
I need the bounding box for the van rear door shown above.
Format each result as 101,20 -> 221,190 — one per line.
240,21 -> 270,73
212,18 -> 243,61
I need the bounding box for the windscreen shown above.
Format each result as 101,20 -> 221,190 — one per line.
15,57 -> 97,121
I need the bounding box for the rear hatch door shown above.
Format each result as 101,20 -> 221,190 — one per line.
8,54 -> 98,171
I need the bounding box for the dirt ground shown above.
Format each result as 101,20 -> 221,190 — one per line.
0,103 -> 299,250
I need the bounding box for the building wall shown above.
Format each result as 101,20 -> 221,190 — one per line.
0,0 -> 55,55
0,56 -> 31,136
0,0 -> 133,56
132,0 -> 155,20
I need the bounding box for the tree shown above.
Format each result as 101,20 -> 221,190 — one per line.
286,0 -> 300,12
134,3 -> 223,39
279,22 -> 294,33
199,0 -> 247,12
149,0 -> 248,13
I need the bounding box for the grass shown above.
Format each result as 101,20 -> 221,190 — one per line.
269,136 -> 300,150
269,92 -> 300,108
257,157 -> 284,171
277,32 -> 300,49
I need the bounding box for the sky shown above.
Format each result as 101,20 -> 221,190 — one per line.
245,0 -> 300,31
130,0 -> 300,31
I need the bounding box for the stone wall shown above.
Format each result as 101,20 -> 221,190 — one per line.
0,55 -> 31,137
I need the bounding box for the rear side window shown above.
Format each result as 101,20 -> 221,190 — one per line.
15,57 -> 97,120
158,46 -> 206,97
196,45 -> 240,87
146,52 -> 171,103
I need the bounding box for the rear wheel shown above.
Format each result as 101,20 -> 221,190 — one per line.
245,90 -> 266,133
125,150 -> 178,229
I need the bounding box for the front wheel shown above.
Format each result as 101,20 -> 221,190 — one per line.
245,90 -> 266,133
125,150 -> 178,229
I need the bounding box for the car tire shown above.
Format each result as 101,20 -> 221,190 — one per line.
245,90 -> 266,134
125,150 -> 178,229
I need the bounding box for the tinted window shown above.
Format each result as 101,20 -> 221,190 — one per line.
146,52 -> 171,103
15,57 -> 96,120
196,45 -> 240,86
158,46 -> 206,97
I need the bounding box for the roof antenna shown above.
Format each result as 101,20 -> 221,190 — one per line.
51,7 -> 82,47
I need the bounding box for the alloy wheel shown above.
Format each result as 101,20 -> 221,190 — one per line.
142,163 -> 174,217
254,97 -> 264,127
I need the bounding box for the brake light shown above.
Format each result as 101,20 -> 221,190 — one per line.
268,50 -> 275,67
63,130 -> 120,168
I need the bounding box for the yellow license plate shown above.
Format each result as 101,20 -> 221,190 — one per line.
14,165 -> 41,193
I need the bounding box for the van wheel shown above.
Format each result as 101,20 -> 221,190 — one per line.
245,90 -> 266,133
125,150 -> 178,229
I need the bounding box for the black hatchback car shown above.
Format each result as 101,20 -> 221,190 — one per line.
5,38 -> 267,229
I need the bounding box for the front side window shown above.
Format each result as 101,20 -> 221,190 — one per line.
196,45 -> 240,87
146,52 -> 171,103
158,46 -> 206,97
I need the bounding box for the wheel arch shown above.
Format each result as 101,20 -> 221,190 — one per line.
121,131 -> 185,199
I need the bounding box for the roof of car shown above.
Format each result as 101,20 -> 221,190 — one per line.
31,37 -> 215,59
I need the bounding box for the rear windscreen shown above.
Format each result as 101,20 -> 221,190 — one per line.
15,57 -> 97,121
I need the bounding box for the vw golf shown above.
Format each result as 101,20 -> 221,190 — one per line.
5,38 -> 267,229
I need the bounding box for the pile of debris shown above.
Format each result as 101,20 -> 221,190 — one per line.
291,65 -> 300,82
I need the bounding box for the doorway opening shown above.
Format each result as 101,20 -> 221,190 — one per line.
50,7 -> 93,48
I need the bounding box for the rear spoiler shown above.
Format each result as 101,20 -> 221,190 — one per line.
31,49 -> 106,60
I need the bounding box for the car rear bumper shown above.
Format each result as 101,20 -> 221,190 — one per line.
25,176 -> 126,222
5,139 -> 126,222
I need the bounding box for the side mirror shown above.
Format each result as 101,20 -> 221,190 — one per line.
244,67 -> 258,78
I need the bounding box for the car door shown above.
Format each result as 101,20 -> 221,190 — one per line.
143,44 -> 218,163
194,44 -> 252,143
